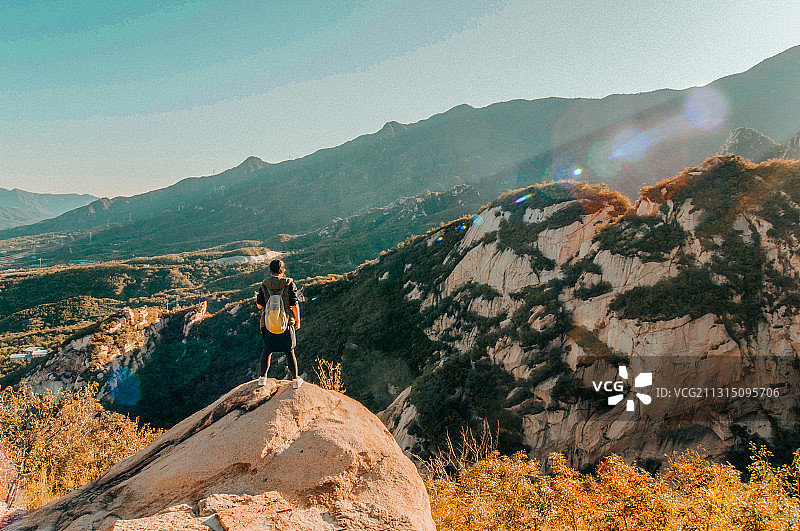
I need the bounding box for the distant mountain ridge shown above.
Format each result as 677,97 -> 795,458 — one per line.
270,184 -> 482,272
0,188 -> 96,230
717,126 -> 800,161
4,45 -> 800,262
1,156 -> 269,235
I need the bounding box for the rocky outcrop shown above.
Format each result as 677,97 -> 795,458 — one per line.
718,126 -> 800,162
776,129 -> 800,160
183,301 -> 207,336
379,158 -> 800,470
377,386 -> 422,456
717,127 -> 780,162
10,380 -> 435,531
23,303 -> 204,399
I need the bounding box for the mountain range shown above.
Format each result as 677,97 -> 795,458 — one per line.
0,189 -> 96,231
17,155 -> 800,473
4,45 -> 800,266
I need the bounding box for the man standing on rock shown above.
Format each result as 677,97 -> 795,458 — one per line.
256,259 -> 302,389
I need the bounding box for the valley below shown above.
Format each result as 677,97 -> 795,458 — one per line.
3,155 -> 799,469
3,154 -> 800,529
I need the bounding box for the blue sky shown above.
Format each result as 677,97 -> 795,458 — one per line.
3,0 -> 800,196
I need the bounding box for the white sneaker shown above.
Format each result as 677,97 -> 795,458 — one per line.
292,377 -> 303,389
258,376 -> 267,386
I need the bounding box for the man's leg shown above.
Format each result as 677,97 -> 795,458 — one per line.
285,349 -> 299,380
260,330 -> 272,377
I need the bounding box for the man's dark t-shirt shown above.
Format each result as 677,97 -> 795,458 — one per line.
257,275 -> 299,329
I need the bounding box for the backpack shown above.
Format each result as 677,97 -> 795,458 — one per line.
264,285 -> 288,334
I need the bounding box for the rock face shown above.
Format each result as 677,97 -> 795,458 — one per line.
10,380 -> 435,531
23,304 -> 199,401
379,157 -> 800,469
776,129 -> 800,160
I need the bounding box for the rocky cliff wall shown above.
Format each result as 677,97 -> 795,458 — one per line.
381,156 -> 800,469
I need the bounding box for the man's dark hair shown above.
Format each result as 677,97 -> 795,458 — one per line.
269,259 -> 285,275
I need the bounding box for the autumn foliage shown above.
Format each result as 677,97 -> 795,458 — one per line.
428,445 -> 800,530
0,383 -> 161,509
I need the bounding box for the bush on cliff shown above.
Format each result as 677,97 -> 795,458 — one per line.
610,268 -> 731,321
0,383 -> 160,509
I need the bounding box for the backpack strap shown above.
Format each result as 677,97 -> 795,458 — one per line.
264,284 -> 286,298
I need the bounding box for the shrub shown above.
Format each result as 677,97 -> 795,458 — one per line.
314,357 -> 345,393
0,383 -> 161,509
492,181 -> 630,217
409,355 -> 523,454
465,282 -> 502,301
527,348 -> 570,387
530,250 -> 556,274
574,281 -> 612,300
761,191 -> 800,242
428,451 -> 550,530
507,282 -> 572,351
711,234 -> 766,335
551,374 -> 593,403
0,442 -> 17,510
610,268 -> 731,321
561,254 -> 602,286
497,202 -> 586,257
597,217 -> 687,262
427,446 -> 800,531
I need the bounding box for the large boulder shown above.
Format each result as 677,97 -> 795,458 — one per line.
10,380 -> 435,531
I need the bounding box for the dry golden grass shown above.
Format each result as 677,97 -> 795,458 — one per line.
0,383 -> 161,509
569,181 -> 632,216
640,155 -> 800,205
313,357 -> 346,393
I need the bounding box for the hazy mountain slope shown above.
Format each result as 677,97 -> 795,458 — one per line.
0,183 -> 483,275
5,46 -> 800,261
268,184 -> 482,272
0,156 -> 269,238
0,188 -> 96,230
710,45 -> 800,141
0,206 -> 36,231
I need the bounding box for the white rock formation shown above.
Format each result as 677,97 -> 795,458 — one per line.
381,170 -> 800,470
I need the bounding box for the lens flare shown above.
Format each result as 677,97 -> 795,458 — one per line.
514,194 -> 532,204
650,115 -> 691,143
684,87 -> 727,131
471,214 -> 484,227
108,368 -> 141,407
588,140 -> 622,179
609,128 -> 650,161
554,163 -> 575,180
572,168 -> 583,176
